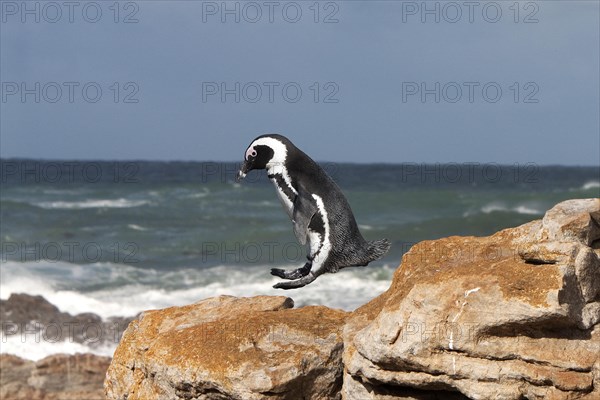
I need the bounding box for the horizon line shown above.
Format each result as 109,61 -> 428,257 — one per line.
1,157 -> 599,169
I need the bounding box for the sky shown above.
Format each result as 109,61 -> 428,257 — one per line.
1,1 -> 599,165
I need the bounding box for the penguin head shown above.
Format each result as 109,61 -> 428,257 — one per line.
237,135 -> 291,181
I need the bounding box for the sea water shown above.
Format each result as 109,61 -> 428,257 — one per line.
1,160 -> 598,359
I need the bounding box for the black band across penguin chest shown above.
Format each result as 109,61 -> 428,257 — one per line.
267,172 -> 298,218
268,173 -> 296,203
308,212 -> 325,236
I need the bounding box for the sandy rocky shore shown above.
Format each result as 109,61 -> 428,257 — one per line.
2,198 -> 600,399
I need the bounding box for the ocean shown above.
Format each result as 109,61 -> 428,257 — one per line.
1,160 -> 598,360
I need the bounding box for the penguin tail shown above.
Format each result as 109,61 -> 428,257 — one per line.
365,238 -> 391,262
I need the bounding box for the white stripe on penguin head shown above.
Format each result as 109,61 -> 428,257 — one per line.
251,136 -> 297,195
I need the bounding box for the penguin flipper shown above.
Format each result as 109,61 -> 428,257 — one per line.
292,192 -> 317,246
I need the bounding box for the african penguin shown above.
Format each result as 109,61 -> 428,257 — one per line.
236,134 -> 391,289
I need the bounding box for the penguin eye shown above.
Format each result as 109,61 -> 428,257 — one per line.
245,147 -> 258,160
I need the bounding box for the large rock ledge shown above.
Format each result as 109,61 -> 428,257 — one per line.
105,199 -> 600,400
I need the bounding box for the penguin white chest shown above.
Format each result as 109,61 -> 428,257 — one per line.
306,194 -> 332,271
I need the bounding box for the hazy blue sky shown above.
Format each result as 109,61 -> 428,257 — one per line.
1,1 -> 599,165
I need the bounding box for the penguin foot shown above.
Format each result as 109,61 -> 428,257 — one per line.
270,268 -> 288,279
273,273 -> 317,290
270,262 -> 312,280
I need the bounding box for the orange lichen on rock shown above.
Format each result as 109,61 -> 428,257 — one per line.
106,296 -> 347,400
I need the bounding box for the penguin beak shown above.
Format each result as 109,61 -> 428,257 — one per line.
236,161 -> 249,182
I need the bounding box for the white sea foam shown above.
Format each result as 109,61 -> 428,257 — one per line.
480,202 -> 542,215
1,260 -> 394,360
480,203 -> 508,214
581,181 -> 600,190
1,335 -> 117,361
0,261 -> 145,318
1,261 -> 394,318
512,205 -> 542,215
34,199 -> 150,209
127,224 -> 148,231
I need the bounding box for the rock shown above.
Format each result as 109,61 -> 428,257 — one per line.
540,198 -> 600,246
105,295 -> 348,400
0,294 -> 66,326
105,198 -> 600,400
0,293 -> 136,348
0,353 -> 111,400
343,198 -> 600,399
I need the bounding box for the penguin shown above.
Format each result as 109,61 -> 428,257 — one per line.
236,134 -> 391,289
